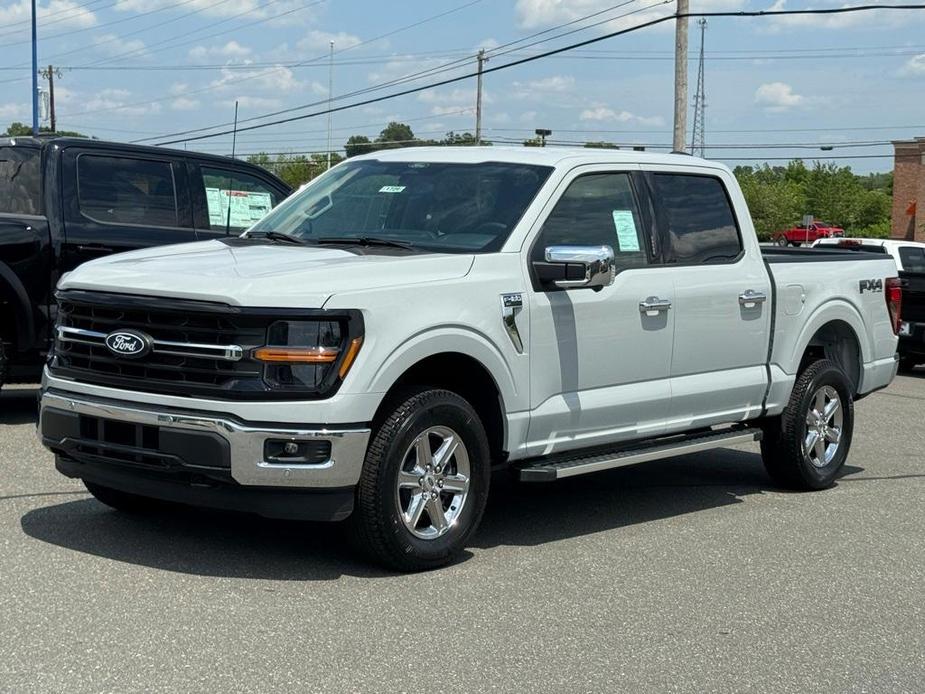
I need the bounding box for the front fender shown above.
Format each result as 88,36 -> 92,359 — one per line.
362,326 -> 519,412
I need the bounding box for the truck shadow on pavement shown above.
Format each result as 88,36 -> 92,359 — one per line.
18,445 -> 864,581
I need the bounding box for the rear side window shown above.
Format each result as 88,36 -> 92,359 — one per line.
898,246 -> 925,273
201,167 -> 280,231
0,146 -> 41,215
78,155 -> 178,227
533,172 -> 647,267
653,174 -> 742,263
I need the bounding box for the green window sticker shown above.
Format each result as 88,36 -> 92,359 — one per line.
612,210 -> 640,252
379,185 -> 406,193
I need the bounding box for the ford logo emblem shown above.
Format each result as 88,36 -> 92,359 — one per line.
104,330 -> 152,359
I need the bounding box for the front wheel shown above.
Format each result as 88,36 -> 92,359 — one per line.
775,236 -> 788,247
760,359 -> 854,490
350,389 -> 491,571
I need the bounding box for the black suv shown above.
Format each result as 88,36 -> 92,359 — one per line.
0,136 -> 291,390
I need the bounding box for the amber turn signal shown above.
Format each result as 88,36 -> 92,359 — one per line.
253,346 -> 340,363
338,337 -> 364,379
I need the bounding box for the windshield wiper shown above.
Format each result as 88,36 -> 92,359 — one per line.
314,236 -> 416,250
244,230 -> 312,246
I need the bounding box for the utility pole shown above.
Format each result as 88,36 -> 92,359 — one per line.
326,40 -> 334,171
31,0 -> 38,135
475,49 -> 487,145
690,19 -> 706,157
672,0 -> 689,153
39,65 -> 61,132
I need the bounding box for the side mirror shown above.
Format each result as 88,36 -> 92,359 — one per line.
541,245 -> 616,289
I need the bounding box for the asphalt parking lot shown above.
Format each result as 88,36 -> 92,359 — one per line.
1,376 -> 923,694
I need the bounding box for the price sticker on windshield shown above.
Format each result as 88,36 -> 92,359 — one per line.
379,185 -> 406,193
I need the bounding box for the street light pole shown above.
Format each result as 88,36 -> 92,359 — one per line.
326,40 -> 334,171
31,0 -> 39,135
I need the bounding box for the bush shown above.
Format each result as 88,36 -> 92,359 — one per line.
850,219 -> 892,239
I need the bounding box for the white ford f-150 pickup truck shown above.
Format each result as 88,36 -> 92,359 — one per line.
38,147 -> 902,570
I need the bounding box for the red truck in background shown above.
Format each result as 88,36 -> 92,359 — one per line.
773,221 -> 844,246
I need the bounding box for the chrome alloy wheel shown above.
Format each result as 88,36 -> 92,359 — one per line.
804,385 -> 843,468
396,426 -> 471,540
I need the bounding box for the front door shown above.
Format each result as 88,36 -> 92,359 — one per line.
524,168 -> 675,457
60,148 -> 194,274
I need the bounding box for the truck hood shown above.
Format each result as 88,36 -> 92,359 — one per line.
58,240 -> 476,308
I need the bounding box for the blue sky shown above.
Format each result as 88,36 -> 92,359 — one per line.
1,0 -> 924,172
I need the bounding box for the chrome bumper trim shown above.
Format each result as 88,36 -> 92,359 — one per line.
39,391 -> 370,488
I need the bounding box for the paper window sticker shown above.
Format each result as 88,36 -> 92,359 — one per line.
379,185 -> 406,193
612,210 -> 641,252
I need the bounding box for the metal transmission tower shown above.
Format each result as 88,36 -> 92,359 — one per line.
690,18 -> 707,157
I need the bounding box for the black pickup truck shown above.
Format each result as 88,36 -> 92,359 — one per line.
0,136 -> 291,390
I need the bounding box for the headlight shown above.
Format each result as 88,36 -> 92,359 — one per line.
254,320 -> 363,391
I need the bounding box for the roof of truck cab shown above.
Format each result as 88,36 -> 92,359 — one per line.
352,145 -> 730,171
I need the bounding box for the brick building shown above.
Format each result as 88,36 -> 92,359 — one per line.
892,137 -> 925,241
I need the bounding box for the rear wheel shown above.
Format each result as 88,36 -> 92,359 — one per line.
350,388 -> 490,571
760,359 -> 854,490
84,481 -> 164,514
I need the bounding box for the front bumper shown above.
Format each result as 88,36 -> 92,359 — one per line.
39,390 -> 371,518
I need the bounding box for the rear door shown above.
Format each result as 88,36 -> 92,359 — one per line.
189,162 -> 288,240
59,147 -> 194,273
645,168 -> 772,430
525,166 -> 675,455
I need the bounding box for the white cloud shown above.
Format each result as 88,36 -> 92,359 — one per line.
93,33 -> 146,57
209,65 -> 303,93
189,40 -> 251,60
0,102 -> 27,119
515,0 -> 745,32
113,0 -> 309,20
579,106 -> 664,126
297,30 -> 362,52
512,75 -> 576,100
418,88 -> 487,117
0,0 -> 96,27
754,81 -> 804,111
763,0 -> 920,31
901,53 -> 925,76
170,97 -> 200,111
82,88 -> 160,116
221,95 -> 281,109
519,110 -> 538,124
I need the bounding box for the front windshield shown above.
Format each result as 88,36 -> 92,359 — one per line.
248,159 -> 553,253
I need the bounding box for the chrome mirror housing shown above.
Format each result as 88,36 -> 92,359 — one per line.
544,245 -> 616,289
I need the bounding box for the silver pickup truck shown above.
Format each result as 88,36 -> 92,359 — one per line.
39,147 -> 901,570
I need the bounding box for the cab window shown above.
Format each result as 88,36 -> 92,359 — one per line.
532,172 -> 647,268
201,167 -> 281,231
77,154 -> 178,227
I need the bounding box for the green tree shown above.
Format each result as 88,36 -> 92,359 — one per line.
3,121 -> 86,138
584,141 -> 620,149
345,135 -> 374,158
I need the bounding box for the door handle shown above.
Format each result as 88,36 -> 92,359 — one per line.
77,244 -> 114,254
738,290 -> 768,308
639,296 -> 672,316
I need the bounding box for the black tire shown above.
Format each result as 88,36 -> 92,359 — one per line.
760,359 -> 854,490
350,388 -> 491,572
84,481 -> 164,514
0,341 -> 8,393
776,236 -> 788,247
898,357 -> 918,373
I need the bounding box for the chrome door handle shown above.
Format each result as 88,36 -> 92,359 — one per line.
738,290 -> 768,308
639,297 -> 672,316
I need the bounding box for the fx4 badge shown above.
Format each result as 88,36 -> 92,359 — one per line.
859,279 -> 883,294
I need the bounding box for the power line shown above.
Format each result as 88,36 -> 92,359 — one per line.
57,0 -> 484,121
148,3 -> 925,147
136,0 -> 668,144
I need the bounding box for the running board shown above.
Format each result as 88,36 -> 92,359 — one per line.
517,428 -> 762,482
